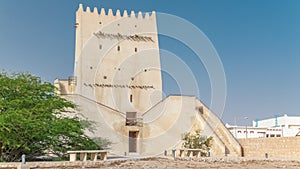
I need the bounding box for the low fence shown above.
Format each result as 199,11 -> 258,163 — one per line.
164,148 -> 209,158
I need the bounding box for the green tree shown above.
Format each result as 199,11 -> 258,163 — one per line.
182,129 -> 212,156
0,72 -> 110,162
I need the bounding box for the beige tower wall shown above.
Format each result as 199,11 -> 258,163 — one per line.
64,95 -> 197,155
74,4 -> 162,113
60,94 -> 241,156
141,96 -> 196,155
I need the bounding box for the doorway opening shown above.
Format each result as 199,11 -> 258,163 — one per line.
129,131 -> 138,153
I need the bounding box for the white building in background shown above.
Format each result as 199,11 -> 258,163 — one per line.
226,114 -> 300,139
226,125 -> 282,139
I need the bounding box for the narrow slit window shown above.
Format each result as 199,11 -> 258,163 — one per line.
198,106 -> 204,114
130,94 -> 133,103
117,46 -> 120,51
135,48 -> 137,52
99,44 -> 102,49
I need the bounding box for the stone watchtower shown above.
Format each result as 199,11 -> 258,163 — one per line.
55,4 -> 242,157
73,4 -> 162,114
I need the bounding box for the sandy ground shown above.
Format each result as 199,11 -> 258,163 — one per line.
2,157 -> 300,169
96,157 -> 300,169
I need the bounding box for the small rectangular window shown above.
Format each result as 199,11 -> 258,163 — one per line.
126,112 -> 138,126
117,46 -> 120,51
130,94 -> 133,103
126,112 -> 136,119
197,106 -> 204,114
135,48 -> 137,52
99,44 -> 102,49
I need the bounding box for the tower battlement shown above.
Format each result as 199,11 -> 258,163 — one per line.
77,4 -> 155,19
75,4 -> 158,58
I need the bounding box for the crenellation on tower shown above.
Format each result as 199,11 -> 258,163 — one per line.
123,10 -> 128,17
138,11 -> 143,19
151,11 -> 156,18
144,12 -> 150,19
77,4 -> 155,20
116,10 -> 121,17
78,3 -> 83,11
86,6 -> 91,13
130,10 -> 136,18
100,8 -> 106,15
93,7 -> 98,14
107,9 -> 113,16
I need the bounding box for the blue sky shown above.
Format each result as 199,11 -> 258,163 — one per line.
0,0 -> 300,125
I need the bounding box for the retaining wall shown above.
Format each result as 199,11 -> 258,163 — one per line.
238,137 -> 300,158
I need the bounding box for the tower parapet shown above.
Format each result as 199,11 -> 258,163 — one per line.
76,4 -> 155,19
